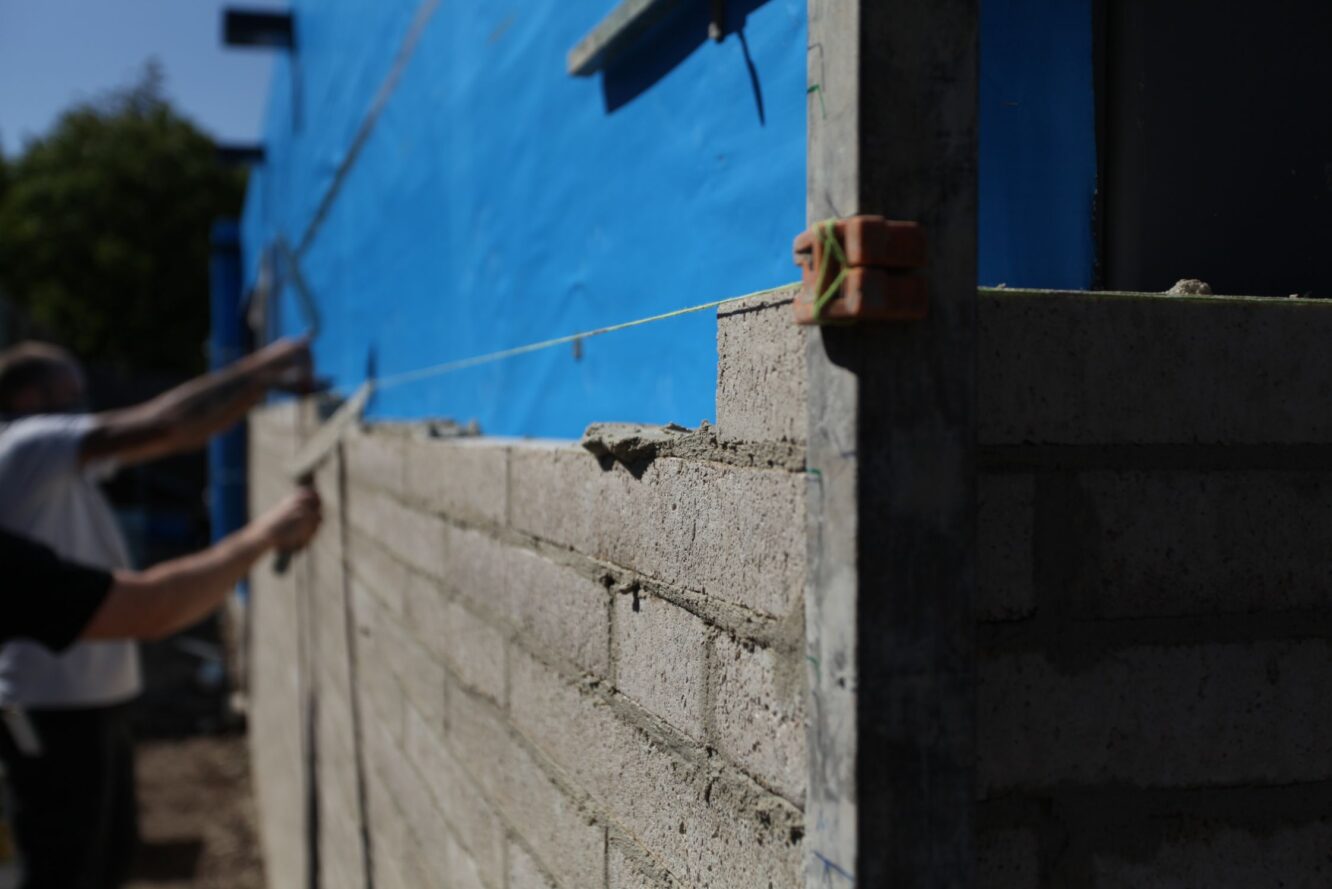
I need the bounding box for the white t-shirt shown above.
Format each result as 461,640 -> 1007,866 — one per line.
0,414 -> 141,708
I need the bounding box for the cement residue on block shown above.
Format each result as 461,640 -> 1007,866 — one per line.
509,443 -> 805,617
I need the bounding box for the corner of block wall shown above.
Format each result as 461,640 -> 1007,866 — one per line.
716,286 -> 806,447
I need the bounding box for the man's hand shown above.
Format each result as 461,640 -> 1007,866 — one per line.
251,337 -> 318,395
250,488 -> 323,552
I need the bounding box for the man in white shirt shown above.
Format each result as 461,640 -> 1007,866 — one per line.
0,337 -> 314,889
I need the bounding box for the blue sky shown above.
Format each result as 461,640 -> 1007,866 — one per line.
0,0 -> 283,155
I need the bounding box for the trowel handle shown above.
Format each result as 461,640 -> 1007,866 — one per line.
272,474 -> 315,575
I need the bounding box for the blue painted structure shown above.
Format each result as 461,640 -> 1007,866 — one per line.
980,0 -> 1097,290
241,0 -> 1096,436
209,220 -> 248,543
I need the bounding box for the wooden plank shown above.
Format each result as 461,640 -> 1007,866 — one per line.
803,1 -> 979,886
567,0 -> 682,76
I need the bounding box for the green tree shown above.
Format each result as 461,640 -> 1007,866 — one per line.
0,63 -> 245,374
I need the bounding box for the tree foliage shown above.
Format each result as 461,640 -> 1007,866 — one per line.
0,64 -> 245,374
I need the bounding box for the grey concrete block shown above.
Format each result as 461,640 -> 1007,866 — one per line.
346,486 -> 449,579
343,424 -> 406,496
505,546 -> 611,677
710,634 -> 806,804
405,571 -> 507,704
1055,470 -> 1332,619
977,473 -> 1036,621
443,686 -> 606,889
509,443 -> 805,617
1092,820 -> 1332,889
404,704 -> 505,888
346,530 -> 409,620
508,646 -> 803,888
403,435 -> 509,527
977,827 -> 1040,889
613,591 -> 708,738
716,289 -> 806,445
608,839 -> 677,889
979,640 -> 1332,794
508,841 -> 558,889
979,290 -> 1332,445
439,523 -> 511,613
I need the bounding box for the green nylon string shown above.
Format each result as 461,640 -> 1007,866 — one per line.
809,218 -> 848,323
371,282 -> 798,393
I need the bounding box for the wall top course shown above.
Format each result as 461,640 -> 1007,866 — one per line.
979,289 -> 1332,446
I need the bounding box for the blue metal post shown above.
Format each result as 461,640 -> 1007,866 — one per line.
209,220 -> 248,548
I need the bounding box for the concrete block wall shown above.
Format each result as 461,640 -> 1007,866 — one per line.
976,291 -> 1332,888
247,289 -> 809,888
251,287 -> 1332,888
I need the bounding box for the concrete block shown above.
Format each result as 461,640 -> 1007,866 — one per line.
710,634 -> 806,803
403,700 -> 506,886
979,640 -> 1332,794
403,435 -> 509,527
346,486 -> 449,579
384,621 -> 446,732
405,571 -> 507,704
977,473 -> 1036,621
444,688 -> 605,889
346,530 -> 409,619
343,425 -> 406,496
977,827 -> 1040,889
716,288 -> 806,445
508,646 -> 803,888
1091,820 -> 1332,889
509,444 -> 805,617
508,840 -> 558,889
1055,470 -> 1332,619
507,547 -> 611,677
439,523 -> 511,613
979,290 -> 1332,445
613,591 -> 707,737
608,840 -> 677,889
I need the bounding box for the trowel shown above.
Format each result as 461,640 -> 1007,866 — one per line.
272,380 -> 373,573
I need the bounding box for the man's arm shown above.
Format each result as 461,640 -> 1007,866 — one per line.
79,337 -> 315,467
80,488 -> 322,641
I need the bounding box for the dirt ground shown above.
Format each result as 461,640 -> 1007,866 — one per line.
127,734 -> 265,889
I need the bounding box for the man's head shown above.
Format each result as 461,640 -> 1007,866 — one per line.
0,342 -> 87,416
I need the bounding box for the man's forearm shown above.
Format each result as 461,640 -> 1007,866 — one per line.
81,525 -> 274,642
82,340 -> 303,465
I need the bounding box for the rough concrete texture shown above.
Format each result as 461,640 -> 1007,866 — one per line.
1051,469 -> 1332,618
613,590 -> 709,738
405,570 -> 507,704
508,840 -> 558,889
715,288 -> 805,445
508,646 -> 803,888
979,290 -> 1332,444
977,473 -> 1036,621
401,432 -> 510,526
979,640 -> 1332,794
1091,820 -> 1332,888
710,633 -> 806,803
505,545 -> 612,677
509,443 -> 805,617
977,828 -> 1040,889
